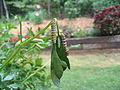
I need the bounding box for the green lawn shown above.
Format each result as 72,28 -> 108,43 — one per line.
41,51 -> 120,90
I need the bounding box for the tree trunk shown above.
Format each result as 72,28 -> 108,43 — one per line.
48,0 -> 51,15
3,0 -> 9,20
0,0 -> 4,18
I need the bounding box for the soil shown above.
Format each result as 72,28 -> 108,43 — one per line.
10,17 -> 94,36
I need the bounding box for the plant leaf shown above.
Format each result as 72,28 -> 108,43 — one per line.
56,36 -> 70,70
3,74 -> 16,81
51,44 -> 63,87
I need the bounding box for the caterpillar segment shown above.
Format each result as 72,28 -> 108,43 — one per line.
51,20 -> 57,43
60,33 -> 69,56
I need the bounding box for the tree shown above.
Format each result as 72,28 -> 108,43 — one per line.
0,0 -> 9,20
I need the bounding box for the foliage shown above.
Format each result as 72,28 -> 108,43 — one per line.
64,0 -> 79,18
0,19 -> 51,89
85,27 -> 101,36
6,0 -> 41,15
72,28 -> 86,37
64,0 -> 94,18
92,0 -> 120,10
0,18 -> 70,89
94,5 -> 120,36
3,0 -> 120,19
26,9 -> 46,24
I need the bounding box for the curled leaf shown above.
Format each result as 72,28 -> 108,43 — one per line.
51,44 -> 63,87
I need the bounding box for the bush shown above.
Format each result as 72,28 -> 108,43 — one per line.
72,28 -> 86,37
94,5 -> 120,36
92,0 -> 120,10
26,9 -> 46,24
0,21 -> 51,89
85,27 -> 100,36
64,0 -> 94,18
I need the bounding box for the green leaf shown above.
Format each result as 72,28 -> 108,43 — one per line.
8,83 -> 22,89
3,74 -> 16,81
56,36 -> 70,70
28,27 -> 35,37
51,44 -> 63,87
60,61 -> 67,71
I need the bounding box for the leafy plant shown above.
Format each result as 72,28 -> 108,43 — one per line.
92,0 -> 120,10
26,9 -> 46,24
94,5 -> 120,36
73,28 -> 86,37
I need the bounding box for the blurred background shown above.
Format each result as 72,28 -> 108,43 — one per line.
0,0 -> 120,90
0,0 -> 119,37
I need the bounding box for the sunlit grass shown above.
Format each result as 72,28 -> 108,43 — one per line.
40,51 -> 120,90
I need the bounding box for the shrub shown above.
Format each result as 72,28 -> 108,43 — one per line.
72,28 -> 86,37
94,5 -> 120,36
85,27 -> 100,36
26,9 -> 46,24
64,0 -> 94,18
0,20 -> 51,89
92,0 -> 120,10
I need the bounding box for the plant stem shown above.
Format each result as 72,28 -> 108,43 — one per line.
56,19 -> 60,36
20,20 -> 22,42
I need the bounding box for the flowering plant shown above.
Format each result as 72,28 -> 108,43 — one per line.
94,5 -> 120,36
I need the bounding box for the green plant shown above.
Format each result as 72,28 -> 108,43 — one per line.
0,19 -> 51,89
0,18 -> 70,89
26,9 -> 46,24
64,0 -> 94,18
73,28 -> 86,38
92,0 -> 120,10
85,27 -> 101,36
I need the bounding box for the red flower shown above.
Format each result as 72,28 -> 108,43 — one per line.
96,10 -> 103,13
98,13 -> 103,15
10,36 -> 19,42
115,5 -> 120,8
104,8 -> 112,11
24,35 -> 29,38
36,36 -> 41,39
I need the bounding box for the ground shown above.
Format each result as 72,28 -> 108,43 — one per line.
10,17 -> 94,36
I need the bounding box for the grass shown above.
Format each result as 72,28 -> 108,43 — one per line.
40,50 -> 120,90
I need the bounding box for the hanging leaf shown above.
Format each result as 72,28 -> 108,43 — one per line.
50,18 -> 70,87
56,36 -> 70,70
51,44 -> 63,87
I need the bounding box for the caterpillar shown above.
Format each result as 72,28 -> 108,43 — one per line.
51,20 -> 57,43
60,33 -> 69,56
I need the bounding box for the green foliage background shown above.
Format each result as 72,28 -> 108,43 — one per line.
3,0 -> 120,19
